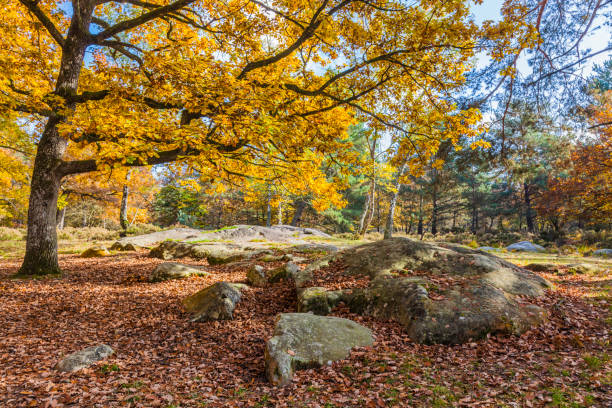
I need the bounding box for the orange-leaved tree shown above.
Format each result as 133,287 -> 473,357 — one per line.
0,0 -> 524,275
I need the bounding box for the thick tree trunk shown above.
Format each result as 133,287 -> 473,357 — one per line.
524,181 -> 535,233
266,192 -> 272,227
18,5 -> 93,275
384,162 -> 406,239
290,199 -> 305,226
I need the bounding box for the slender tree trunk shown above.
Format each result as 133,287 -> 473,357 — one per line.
384,162 -> 406,239
290,199 -> 305,226
266,191 -> 272,227
19,6 -> 94,275
56,207 -> 65,230
277,200 -> 282,225
524,181 -> 535,233
417,191 -> 424,237
119,174 -> 129,236
431,182 -> 438,235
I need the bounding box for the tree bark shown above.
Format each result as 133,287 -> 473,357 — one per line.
431,177 -> 438,235
524,181 -> 535,233
19,7 -> 94,275
384,162 -> 406,239
119,175 -> 129,236
56,207 -> 65,230
290,199 -> 306,226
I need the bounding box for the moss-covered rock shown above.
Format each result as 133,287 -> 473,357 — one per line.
80,246 -> 111,258
110,241 -> 140,251
55,344 -> 114,372
265,313 -> 373,385
183,282 -> 248,322
268,262 -> 301,283
297,287 -> 344,315
304,238 -> 552,344
149,240 -> 252,264
524,263 -> 559,273
150,262 -> 208,282
246,265 -> 267,287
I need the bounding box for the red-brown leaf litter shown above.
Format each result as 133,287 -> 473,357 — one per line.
1,252 -> 610,407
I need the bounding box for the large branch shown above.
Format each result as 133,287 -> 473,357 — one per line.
18,0 -> 65,47
58,146 -> 201,176
92,0 -> 197,41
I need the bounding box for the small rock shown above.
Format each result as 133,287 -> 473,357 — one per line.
56,344 -> 114,372
265,313 -> 373,385
110,241 -> 140,251
80,246 -> 111,258
150,262 -> 208,282
593,249 -> 612,258
183,282 -> 247,322
506,241 -> 546,253
524,263 -> 559,273
477,246 -> 501,252
247,265 -> 267,287
268,262 -> 301,283
566,263 -> 603,274
297,287 -> 344,315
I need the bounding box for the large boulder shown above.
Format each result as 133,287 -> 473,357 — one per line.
149,240 -> 251,264
301,238 -> 552,344
506,241 -> 546,252
183,282 -> 247,322
80,246 -> 111,258
117,225 -> 332,248
150,262 -> 208,282
593,249 -> 612,258
265,313 -> 374,386
55,344 -> 114,372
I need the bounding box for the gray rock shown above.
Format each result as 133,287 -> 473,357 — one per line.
297,287 -> 344,315
268,262 -> 301,283
303,238 -> 552,344
247,265 -> 267,287
55,344 -> 114,372
593,249 -> 612,257
265,313 -> 373,385
524,263 -> 559,273
566,263 -> 605,274
477,246 -> 501,252
149,240 -> 251,264
110,241 -> 140,251
117,225 -> 332,248
183,282 -> 247,322
292,243 -> 339,253
506,241 -> 546,252
150,262 -> 208,282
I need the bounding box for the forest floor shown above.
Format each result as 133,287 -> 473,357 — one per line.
0,244 -> 611,407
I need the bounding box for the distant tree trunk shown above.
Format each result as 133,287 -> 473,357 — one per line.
524,181 -> 535,233
358,180 -> 376,236
119,174 -> 129,237
452,209 -> 457,230
290,200 -> 306,226
417,190 -> 424,237
470,182 -> 478,234
431,181 -> 438,235
266,191 -> 272,227
384,162 -> 406,239
56,207 -> 65,230
277,201 -> 282,225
